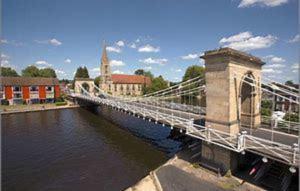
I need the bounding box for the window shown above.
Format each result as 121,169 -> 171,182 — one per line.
120,85 -> 123,91
46,86 -> 53,92
132,85 -> 135,91
0,86 -> 4,99
126,84 -> 130,91
30,86 -> 39,92
109,85 -> 111,91
114,84 -> 117,91
13,86 -> 21,92
138,85 -> 141,91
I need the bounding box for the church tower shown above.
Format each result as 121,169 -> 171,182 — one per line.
100,44 -> 112,84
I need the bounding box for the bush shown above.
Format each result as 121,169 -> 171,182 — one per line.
55,101 -> 67,106
23,100 -> 27,105
283,113 -> 299,122
261,100 -> 272,109
261,108 -> 271,116
1,99 -> 9,105
56,95 -> 65,102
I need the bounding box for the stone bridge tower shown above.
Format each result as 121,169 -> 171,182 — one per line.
200,48 -> 264,171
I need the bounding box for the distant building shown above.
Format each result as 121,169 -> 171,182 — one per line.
262,82 -> 299,113
0,77 -> 60,105
273,83 -> 299,113
100,46 -> 151,96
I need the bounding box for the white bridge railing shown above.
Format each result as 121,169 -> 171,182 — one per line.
73,92 -> 299,167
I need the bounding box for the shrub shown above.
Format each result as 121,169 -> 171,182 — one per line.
55,101 -> 67,106
261,108 -> 271,116
56,95 -> 65,102
284,113 -> 299,122
1,99 -> 9,105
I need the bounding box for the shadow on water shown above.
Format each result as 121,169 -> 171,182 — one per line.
85,105 -> 183,156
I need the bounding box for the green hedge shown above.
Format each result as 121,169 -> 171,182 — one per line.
55,101 -> 67,106
1,99 -> 9,105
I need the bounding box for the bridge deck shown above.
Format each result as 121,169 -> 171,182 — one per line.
73,94 -> 299,166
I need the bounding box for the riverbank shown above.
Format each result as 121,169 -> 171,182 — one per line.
126,152 -> 263,191
0,101 -> 79,115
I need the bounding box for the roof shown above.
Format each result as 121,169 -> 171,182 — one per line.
200,47 -> 265,66
111,74 -> 151,85
0,77 -> 59,86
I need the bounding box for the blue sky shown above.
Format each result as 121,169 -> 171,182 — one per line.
1,0 -> 299,82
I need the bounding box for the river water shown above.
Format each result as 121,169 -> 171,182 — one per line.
2,107 -> 182,191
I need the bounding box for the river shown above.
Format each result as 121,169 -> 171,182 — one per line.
2,107 -> 182,191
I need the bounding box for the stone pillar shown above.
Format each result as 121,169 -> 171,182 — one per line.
200,48 -> 264,172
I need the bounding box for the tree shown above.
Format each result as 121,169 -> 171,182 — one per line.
39,68 -> 57,78
134,69 -> 145,75
182,65 -> 205,82
74,66 -> 89,78
144,75 -> 168,94
285,80 -> 294,86
94,76 -> 102,87
22,65 -> 40,77
134,69 -> 154,79
0,67 -> 19,77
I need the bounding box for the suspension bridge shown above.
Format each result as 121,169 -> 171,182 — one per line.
69,48 -> 299,172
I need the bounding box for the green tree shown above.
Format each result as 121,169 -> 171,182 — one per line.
74,66 -> 89,78
94,76 -> 102,87
134,69 -> 154,79
22,65 -> 40,77
134,69 -> 145,75
144,75 -> 168,94
182,65 -> 205,82
0,67 -> 19,77
285,80 -> 294,86
39,68 -> 57,78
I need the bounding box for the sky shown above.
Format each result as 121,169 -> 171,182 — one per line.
1,0 -> 299,82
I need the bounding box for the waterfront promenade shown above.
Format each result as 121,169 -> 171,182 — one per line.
0,101 -> 79,114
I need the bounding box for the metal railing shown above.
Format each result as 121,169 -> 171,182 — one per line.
73,90 -> 300,166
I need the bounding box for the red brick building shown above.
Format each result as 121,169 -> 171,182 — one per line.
0,77 -> 60,105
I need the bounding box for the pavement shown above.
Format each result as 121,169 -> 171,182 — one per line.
156,165 -> 224,191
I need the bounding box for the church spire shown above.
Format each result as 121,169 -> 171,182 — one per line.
100,40 -> 111,84
101,40 -> 108,64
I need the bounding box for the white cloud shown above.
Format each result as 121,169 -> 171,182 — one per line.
91,68 -> 100,72
35,38 -> 62,46
175,69 -> 182,72
1,54 -> 11,68
0,39 -> 8,44
292,63 -> 299,73
181,53 -> 199,60
49,38 -> 62,46
112,70 -> 124,74
144,66 -> 152,70
64,58 -> 71,63
106,46 -> 121,53
238,0 -> 288,8
116,40 -> 125,47
35,60 -> 52,67
1,53 -> 9,60
262,68 -> 282,74
138,44 -> 160,53
55,69 -> 65,74
139,57 -> 168,65
263,55 -> 285,68
219,31 -> 277,51
129,43 -> 137,49
288,34 -> 300,43
110,60 -> 125,66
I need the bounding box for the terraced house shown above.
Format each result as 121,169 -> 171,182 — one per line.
0,77 -> 60,105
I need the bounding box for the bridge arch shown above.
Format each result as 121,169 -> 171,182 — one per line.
74,78 -> 95,94
239,72 -> 258,128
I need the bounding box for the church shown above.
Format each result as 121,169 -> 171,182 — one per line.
99,46 -> 151,96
